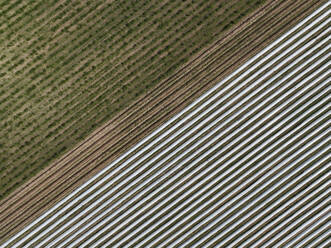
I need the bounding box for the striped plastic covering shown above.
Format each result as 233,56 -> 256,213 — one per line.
2,2 -> 330,248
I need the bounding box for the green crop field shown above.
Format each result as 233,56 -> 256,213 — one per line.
0,0 -> 266,200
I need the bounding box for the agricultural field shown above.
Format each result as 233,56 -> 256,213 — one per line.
0,0 -> 326,243
1,1 -> 329,247
0,0 -> 269,200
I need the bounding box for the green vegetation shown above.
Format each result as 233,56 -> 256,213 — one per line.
0,0 -> 266,200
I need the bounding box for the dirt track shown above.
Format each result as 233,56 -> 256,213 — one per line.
0,0 -> 327,243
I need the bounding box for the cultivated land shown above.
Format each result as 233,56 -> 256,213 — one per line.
0,0 -> 267,200
2,2 -> 329,247
0,0 -> 327,243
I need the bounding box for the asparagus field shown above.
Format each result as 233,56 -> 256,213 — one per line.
1,2 -> 329,247
0,0 -> 269,200
0,0 -> 326,242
